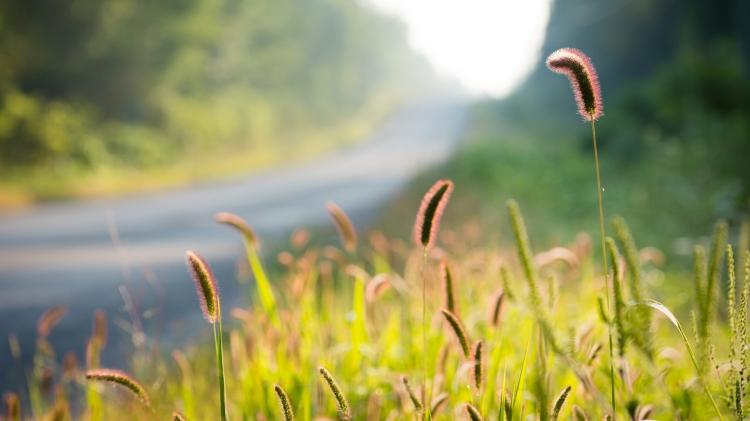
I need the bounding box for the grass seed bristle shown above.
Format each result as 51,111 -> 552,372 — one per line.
413,179 -> 454,249
93,309 -> 107,347
440,259 -> 456,313
215,212 -> 259,248
37,306 -> 67,337
326,202 -> 357,253
546,48 -> 603,121
551,385 -> 572,421
319,367 -> 351,420
85,368 -> 150,406
401,375 -> 423,413
430,392 -> 449,414
490,289 -> 505,327
472,340 -> 483,390
365,274 -> 391,303
274,384 -> 295,421
185,250 -> 220,323
441,309 -> 470,358
465,402 -> 484,421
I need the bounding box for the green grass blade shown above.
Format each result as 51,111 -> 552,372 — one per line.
636,299 -> 724,420
246,244 -> 279,326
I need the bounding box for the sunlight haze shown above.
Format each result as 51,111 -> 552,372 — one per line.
368,0 -> 553,97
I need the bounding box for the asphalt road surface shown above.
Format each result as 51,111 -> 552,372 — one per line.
0,98 -> 467,391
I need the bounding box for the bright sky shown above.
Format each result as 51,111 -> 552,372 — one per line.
367,0 -> 553,97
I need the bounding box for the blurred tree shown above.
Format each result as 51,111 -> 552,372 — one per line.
0,0 -> 435,196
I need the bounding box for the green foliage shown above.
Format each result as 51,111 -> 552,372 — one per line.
0,0 -> 432,202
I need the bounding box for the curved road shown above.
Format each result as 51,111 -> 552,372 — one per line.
0,99 -> 467,388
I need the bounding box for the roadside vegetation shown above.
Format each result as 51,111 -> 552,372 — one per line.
6,46 -> 750,420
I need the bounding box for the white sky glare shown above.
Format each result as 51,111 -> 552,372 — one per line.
367,0 -> 552,97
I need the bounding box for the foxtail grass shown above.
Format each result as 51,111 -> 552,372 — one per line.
37,306 -> 66,337
490,290 -> 505,327
546,48 -> 603,121
440,259 -> 456,313
506,200 -> 560,352
466,402 -> 484,421
413,179 -> 453,250
430,393 -> 448,415
401,375 -> 423,414
185,251 -> 227,421
547,47 -> 615,417
215,212 -> 278,325
85,369 -> 150,406
274,384 -> 295,421
326,202 -> 358,253
319,367 -> 351,420
605,238 -> 626,357
440,309 -> 470,358
413,179 -> 454,420
696,221 -> 728,368
612,217 -> 652,356
551,385 -> 572,421
472,340 -> 483,390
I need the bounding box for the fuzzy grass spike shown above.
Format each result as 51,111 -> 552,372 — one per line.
319,367 -> 351,420
85,369 -> 150,406
326,202 -> 357,253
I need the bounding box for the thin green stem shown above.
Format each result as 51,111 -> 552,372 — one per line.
420,249 -> 432,421
591,118 -> 617,418
213,317 -> 228,421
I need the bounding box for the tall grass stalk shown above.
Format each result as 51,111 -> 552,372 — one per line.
186,251 -> 227,421
413,179 -> 453,421
547,47 -> 616,416
590,115 -> 617,417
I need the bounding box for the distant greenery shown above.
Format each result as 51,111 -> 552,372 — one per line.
0,0 -> 433,204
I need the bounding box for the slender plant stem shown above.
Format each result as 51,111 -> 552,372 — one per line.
591,118 -> 617,418
213,317 -> 228,421
419,250 -> 433,421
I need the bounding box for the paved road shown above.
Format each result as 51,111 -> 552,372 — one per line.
0,99 -> 467,390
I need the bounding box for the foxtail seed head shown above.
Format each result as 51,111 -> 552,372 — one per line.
37,306 -> 67,337
326,202 -> 357,253
365,274 -> 391,303
472,340 -> 483,390
185,251 -> 220,324
318,367 -> 351,420
413,179 -> 454,250
401,376 -> 423,413
85,368 -> 150,406
465,403 -> 484,421
430,393 -> 449,414
441,309 -> 470,358
274,384 -> 295,421
546,48 -> 603,121
490,290 -> 505,327
440,259 -> 456,313
551,385 -> 572,421
215,212 -> 259,249
92,309 -> 107,347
